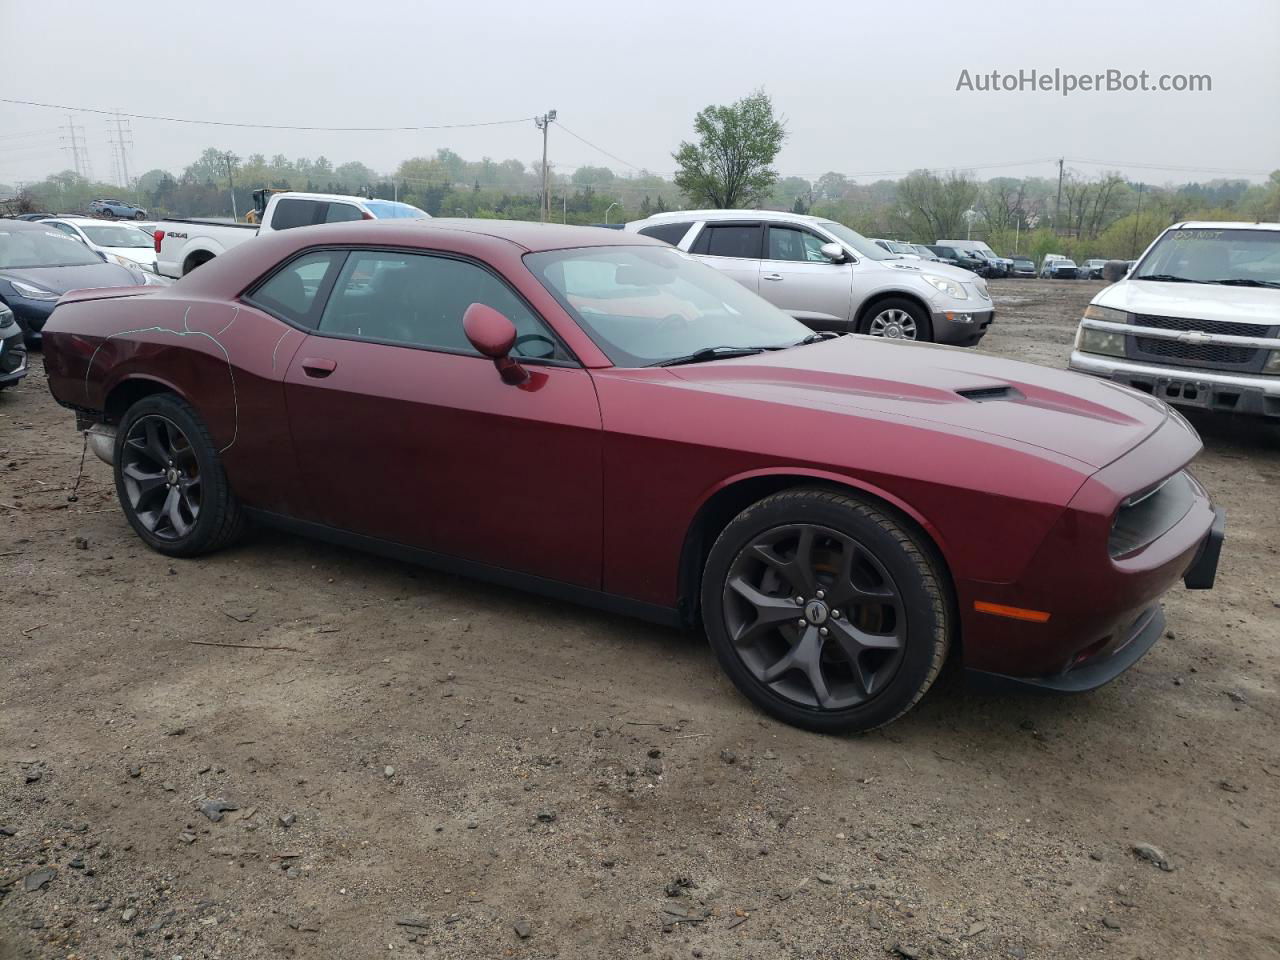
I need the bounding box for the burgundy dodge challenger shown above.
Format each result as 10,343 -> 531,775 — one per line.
41,220 -> 1224,732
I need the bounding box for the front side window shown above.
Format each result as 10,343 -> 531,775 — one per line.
317,251 -> 569,360
691,224 -> 761,259
246,251 -> 342,326
767,227 -> 831,263
526,245 -> 808,367
323,203 -> 364,224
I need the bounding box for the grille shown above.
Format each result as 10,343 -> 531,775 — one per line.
1133,337 -> 1257,365
1133,314 -> 1270,338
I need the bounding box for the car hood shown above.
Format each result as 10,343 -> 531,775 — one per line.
101,246 -> 158,267
1097,279 -> 1280,326
875,258 -> 978,284
666,336 -> 1169,470
0,262 -> 142,294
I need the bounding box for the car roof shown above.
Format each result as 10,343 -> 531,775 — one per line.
0,219 -> 71,232
629,209 -> 827,225
42,217 -> 134,227
1169,220 -> 1280,231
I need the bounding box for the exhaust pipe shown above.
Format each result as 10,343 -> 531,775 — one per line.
86,423 -> 116,466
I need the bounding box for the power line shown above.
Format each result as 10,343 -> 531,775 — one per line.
1,97 -> 536,132
556,123 -> 641,171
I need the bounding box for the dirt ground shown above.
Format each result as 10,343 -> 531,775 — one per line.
2,279 -> 1278,960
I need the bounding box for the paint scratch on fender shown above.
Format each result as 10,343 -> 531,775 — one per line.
271,329 -> 294,373
85,305 -> 241,453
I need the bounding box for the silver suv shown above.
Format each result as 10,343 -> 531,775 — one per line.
624,210 -> 992,345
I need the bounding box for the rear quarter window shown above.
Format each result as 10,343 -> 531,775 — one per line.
637,222 -> 693,246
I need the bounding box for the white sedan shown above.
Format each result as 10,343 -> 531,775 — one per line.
40,217 -> 160,272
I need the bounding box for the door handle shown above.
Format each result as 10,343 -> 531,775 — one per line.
301,357 -> 337,378
762,273 -> 783,281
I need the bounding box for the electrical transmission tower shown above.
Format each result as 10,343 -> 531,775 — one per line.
61,116 -> 93,180
107,111 -> 135,189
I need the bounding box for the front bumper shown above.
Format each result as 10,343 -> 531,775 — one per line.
1070,351 -> 1280,418
2,296 -> 55,344
931,304 -> 994,347
0,329 -> 28,386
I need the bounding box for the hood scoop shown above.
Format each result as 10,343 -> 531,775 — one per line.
956,385 -> 1023,403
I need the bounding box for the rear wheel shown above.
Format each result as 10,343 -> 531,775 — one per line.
859,298 -> 932,342
101,209 -> 115,219
701,488 -> 951,733
114,394 -> 245,557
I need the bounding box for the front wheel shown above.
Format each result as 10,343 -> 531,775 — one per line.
134,211 -> 146,220
114,394 -> 245,557
701,488 -> 951,733
859,298 -> 932,342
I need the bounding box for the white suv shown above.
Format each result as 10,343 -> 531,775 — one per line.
624,210 -> 993,345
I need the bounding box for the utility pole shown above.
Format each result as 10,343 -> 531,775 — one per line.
1054,157 -> 1064,233
62,115 -> 89,179
107,110 -> 133,191
1131,182 -> 1144,257
224,152 -> 240,220
534,109 -> 556,222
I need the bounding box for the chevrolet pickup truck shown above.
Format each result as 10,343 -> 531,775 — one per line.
1070,221 -> 1280,420
154,190 -> 428,278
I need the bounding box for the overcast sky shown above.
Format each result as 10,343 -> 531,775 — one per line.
3,0 -> 1277,188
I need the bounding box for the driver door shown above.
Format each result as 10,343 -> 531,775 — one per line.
757,225 -> 853,331
281,248 -> 603,588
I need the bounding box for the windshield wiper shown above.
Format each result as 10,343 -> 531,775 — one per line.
1132,273 -> 1199,283
655,346 -> 767,367
795,331 -> 843,346
1206,277 -> 1280,289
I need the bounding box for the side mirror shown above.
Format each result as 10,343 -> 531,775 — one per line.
1102,260 -> 1129,283
819,242 -> 846,263
463,303 -> 528,385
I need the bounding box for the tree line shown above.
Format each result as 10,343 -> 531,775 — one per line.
6,90 -> 1278,261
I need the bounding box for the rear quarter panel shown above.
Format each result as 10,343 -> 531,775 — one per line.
43,289 -> 310,516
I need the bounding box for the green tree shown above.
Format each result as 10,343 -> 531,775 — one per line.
673,90 -> 786,208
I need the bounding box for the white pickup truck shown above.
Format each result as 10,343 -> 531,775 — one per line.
154,191 -> 428,278
1070,220 -> 1280,420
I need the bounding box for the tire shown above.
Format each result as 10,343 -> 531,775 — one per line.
858,297 -> 933,342
102,209 -> 115,219
701,487 -> 951,733
113,393 -> 245,557
134,211 -> 146,220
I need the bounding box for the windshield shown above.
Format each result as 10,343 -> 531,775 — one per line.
816,221 -> 894,260
0,228 -> 101,268
1135,227 -> 1280,284
364,200 -> 429,219
525,245 -> 808,367
82,225 -> 153,249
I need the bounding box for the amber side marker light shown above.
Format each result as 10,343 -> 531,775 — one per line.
973,601 -> 1051,623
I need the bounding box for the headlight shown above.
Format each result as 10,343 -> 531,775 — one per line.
9,280 -> 60,301
921,274 -> 968,300
139,271 -> 168,287
1264,352 -> 1280,375
1077,327 -> 1126,357
109,253 -> 141,268
1083,304 -> 1129,323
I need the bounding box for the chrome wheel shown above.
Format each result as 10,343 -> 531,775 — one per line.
868,308 -> 918,340
722,523 -> 907,710
120,415 -> 201,541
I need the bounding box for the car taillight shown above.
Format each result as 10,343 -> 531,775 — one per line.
153,230 -> 165,253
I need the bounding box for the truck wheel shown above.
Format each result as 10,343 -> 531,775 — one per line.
701,487 -> 952,733
859,298 -> 932,342
182,252 -> 214,276
114,394 -> 246,557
